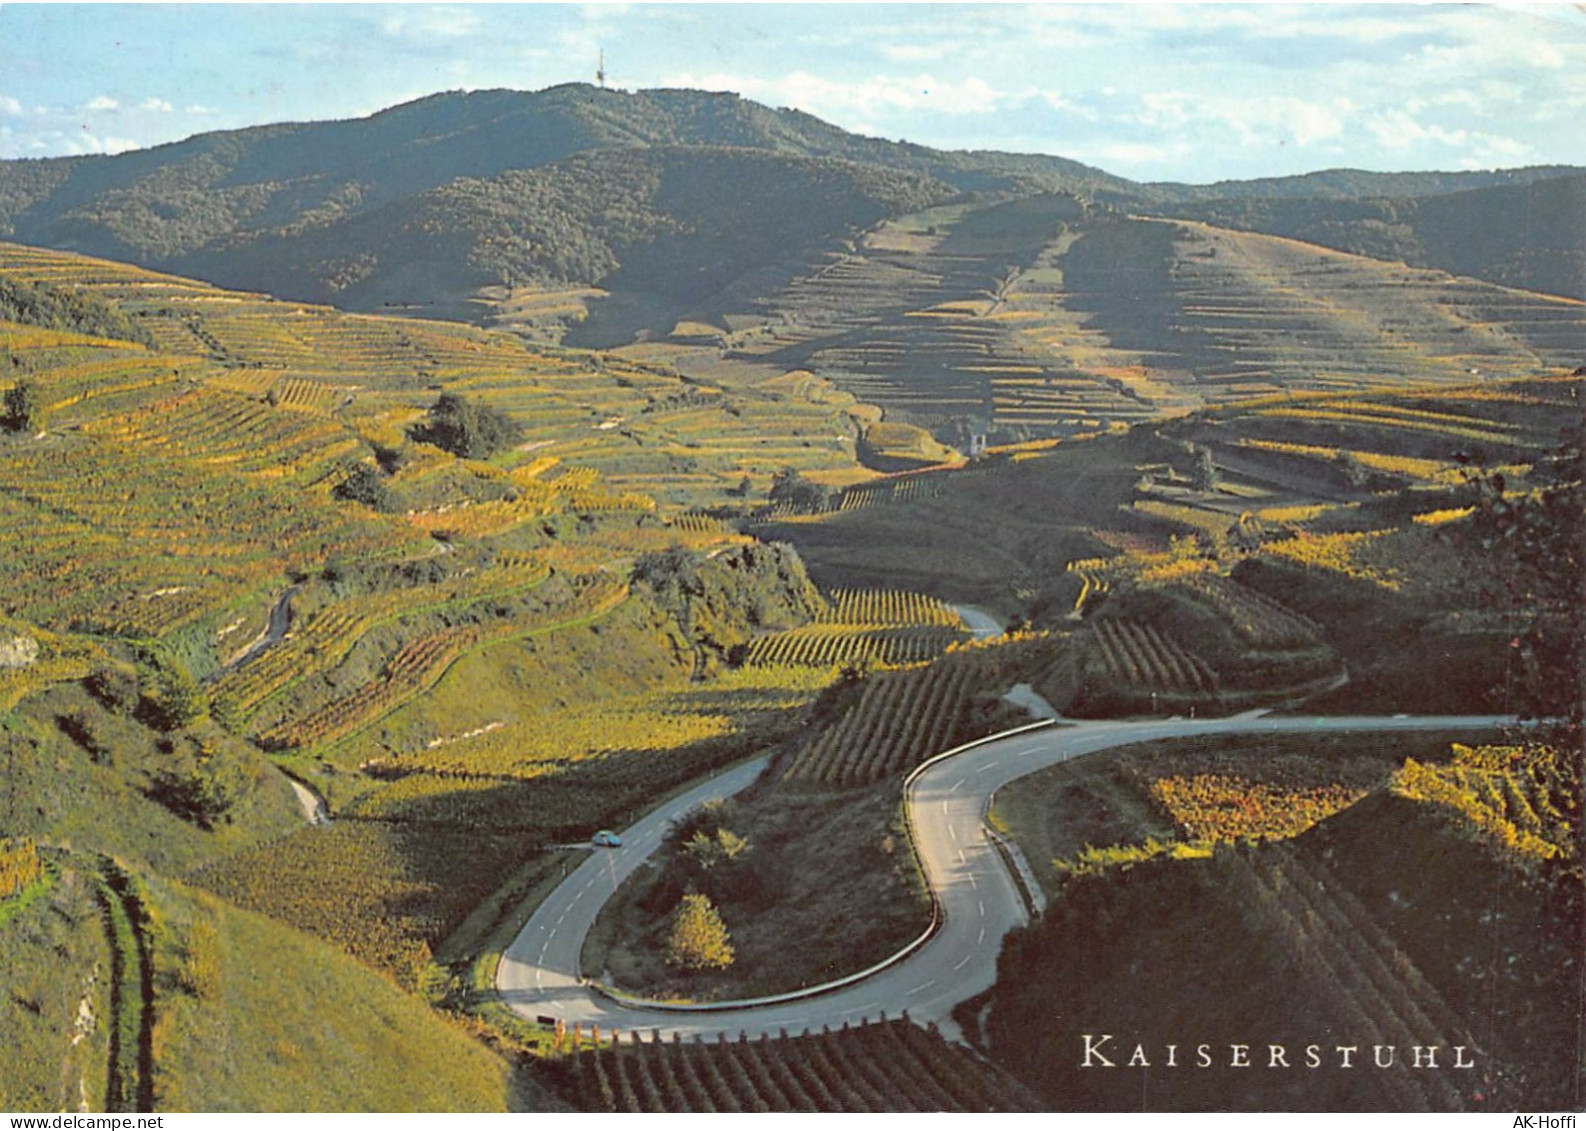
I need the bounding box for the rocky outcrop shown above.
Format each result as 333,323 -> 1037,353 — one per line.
0,634 -> 39,669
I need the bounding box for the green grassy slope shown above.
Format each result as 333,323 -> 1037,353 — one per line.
1,851 -> 523,1113
2,682 -> 303,878
0,855 -> 114,1112
142,873 -> 519,1112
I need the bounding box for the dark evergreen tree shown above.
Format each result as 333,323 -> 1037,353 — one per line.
2,379 -> 46,433
335,461 -> 396,511
1191,445 -> 1220,492
768,467 -> 836,513
410,392 -> 523,458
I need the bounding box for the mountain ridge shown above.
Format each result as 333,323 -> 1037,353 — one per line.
1,82 -> 1581,315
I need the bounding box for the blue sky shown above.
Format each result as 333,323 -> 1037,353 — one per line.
1,3 -> 1581,182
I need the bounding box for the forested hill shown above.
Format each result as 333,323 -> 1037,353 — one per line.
1147,164 -> 1581,204
1158,172 -> 1586,300
0,82 -> 1581,313
167,146 -> 959,310
0,84 -> 1126,307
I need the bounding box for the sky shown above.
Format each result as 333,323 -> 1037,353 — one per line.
0,2 -> 1582,183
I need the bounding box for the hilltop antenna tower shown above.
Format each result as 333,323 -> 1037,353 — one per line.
596,50 -> 606,89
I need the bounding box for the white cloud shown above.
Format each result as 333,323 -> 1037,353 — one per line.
878,43 -> 957,64
140,97 -> 174,113
1415,36 -> 1568,71
186,104 -> 216,115
85,96 -> 118,112
1406,90 -> 1481,116
1467,132 -> 1534,162
41,130 -> 139,156
1038,90 -> 1099,122
1365,109 -> 1467,151
381,6 -> 481,41
1286,100 -> 1351,148
1398,6 -> 1584,73
0,95 -> 21,116
1136,91 -> 1350,149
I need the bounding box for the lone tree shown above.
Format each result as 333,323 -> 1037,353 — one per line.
1336,450 -> 1369,489
768,467 -> 836,513
665,892 -> 734,970
139,655 -> 208,731
3,379 -> 47,434
410,392 -> 523,459
334,461 -> 395,512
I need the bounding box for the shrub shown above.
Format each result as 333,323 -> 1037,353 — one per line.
2,379 -> 47,433
409,393 -> 523,459
141,660 -> 209,731
665,892 -> 734,970
0,837 -> 45,900
146,758 -> 241,830
86,667 -> 141,714
0,273 -> 156,347
334,462 -> 396,512
179,917 -> 223,998
768,467 -> 837,513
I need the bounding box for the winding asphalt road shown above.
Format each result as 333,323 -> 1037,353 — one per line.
497,712 -> 1514,1040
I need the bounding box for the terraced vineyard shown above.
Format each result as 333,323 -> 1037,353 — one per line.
816,588 -> 963,628
0,239 -> 891,676
747,588 -> 969,669
197,657 -> 835,985
1264,529 -> 1406,589
1219,840 -> 1476,1111
257,578 -> 629,752
1150,774 -> 1367,843
703,203 -> 1584,448
1195,376 -> 1582,491
375,671 -> 803,782
722,197 -> 1147,439
210,559 -> 554,724
0,242 -> 868,515
745,624 -> 964,668
1393,743 -> 1577,864
557,1019 -> 1041,1112
3,77 -> 1580,1118
1058,218 -> 1586,399
0,399 -> 405,638
1169,573 -> 1321,650
0,240 -> 880,1013
784,658 -> 973,786
1087,617 -> 1218,698
780,637 -> 1042,787
836,474 -> 942,511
